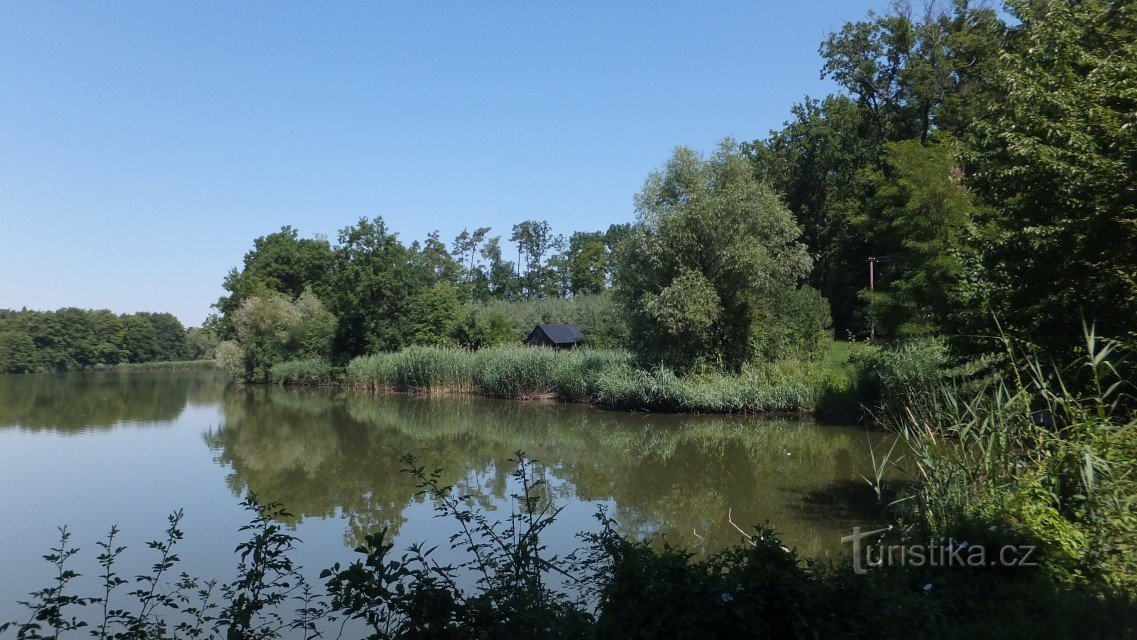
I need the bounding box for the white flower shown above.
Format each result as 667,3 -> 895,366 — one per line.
988,525 -> 998,533
721,593 -> 735,603
923,583 -> 934,595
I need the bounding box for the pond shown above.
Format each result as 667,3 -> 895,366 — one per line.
0,370 -> 895,622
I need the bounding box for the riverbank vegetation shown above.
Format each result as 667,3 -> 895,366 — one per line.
0,308 -> 216,373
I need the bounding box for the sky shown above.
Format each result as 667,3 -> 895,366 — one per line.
0,1 -> 890,327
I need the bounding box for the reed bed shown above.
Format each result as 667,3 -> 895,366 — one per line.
336,345 -> 821,412
95,359 -> 218,372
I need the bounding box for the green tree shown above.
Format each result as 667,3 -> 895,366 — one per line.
407,283 -> 465,347
615,142 -> 813,370
0,331 -> 38,373
137,312 -> 190,361
745,95 -> 878,335
859,138 -> 983,339
456,308 -> 516,349
119,315 -> 159,363
221,290 -> 335,382
409,230 -> 462,288
213,226 -> 333,338
566,231 -> 608,296
185,326 -> 220,360
328,217 -> 417,359
480,237 -> 521,300
966,0 -> 1137,353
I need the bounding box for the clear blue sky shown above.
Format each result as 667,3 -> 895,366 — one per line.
1,1 -> 888,327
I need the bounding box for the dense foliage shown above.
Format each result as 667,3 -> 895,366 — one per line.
0,308 -> 207,373
614,143 -> 827,371
210,217 -> 634,381
745,0 -> 1134,359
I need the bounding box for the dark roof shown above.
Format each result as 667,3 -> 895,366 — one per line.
531,323 -> 585,345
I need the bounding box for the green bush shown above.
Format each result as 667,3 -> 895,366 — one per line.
270,358 -> 336,385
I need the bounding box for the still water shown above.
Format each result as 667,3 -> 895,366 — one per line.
0,371 -> 893,620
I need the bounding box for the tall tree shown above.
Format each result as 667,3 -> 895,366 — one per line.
859,138 -> 983,339
566,231 -> 608,296
327,217 -> 417,359
966,0 -> 1137,352
212,226 -> 333,338
615,142 -> 814,370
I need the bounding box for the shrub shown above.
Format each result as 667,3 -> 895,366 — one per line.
270,358 -> 336,385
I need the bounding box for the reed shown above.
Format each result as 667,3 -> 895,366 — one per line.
338,344 -> 847,413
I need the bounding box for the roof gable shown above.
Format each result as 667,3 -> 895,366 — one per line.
534,323 -> 585,344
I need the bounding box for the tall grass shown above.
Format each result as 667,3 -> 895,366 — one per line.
341,345 -> 829,412
94,359 -> 218,372
881,329 -> 1137,589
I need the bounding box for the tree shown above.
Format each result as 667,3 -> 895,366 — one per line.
136,312 -> 190,361
453,227 -> 491,299
407,283 -> 465,347
615,142 -> 814,370
409,230 -> 462,288
820,1 -> 1004,143
745,96 -> 881,336
510,220 -> 556,297
119,315 -> 159,363
212,226 -> 333,338
327,217 -> 418,359
0,331 -> 38,373
859,138 -> 982,339
221,290 -> 335,382
480,237 -> 521,300
966,0 -> 1137,353
566,231 -> 608,296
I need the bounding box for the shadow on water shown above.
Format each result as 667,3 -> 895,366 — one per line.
205,384 -> 899,556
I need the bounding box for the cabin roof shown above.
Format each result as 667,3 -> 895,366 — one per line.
530,323 -> 585,345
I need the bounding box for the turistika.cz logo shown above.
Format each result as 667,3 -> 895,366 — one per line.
841,526 -> 1040,576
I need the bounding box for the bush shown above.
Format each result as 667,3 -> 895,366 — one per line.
270,358 -> 336,385
849,336 -> 954,415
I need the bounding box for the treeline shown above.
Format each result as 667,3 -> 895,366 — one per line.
208,220 -> 643,382
214,0 -> 1134,384
744,0 -> 1134,358
0,308 -> 215,373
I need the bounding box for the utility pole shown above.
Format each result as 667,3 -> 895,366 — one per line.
867,256 -> 893,342
868,257 -> 877,341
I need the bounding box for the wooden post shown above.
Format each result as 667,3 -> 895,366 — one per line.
868,257 -> 876,342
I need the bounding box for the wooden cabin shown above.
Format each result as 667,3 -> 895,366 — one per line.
524,323 -> 586,349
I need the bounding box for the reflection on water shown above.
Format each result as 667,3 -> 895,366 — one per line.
0,370 -> 226,431
205,386 -> 894,555
0,371 -> 897,606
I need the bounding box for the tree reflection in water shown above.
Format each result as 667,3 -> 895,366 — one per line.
205,385 -> 899,557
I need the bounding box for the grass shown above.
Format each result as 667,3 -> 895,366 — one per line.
94,359 -> 217,372
331,345 -> 862,413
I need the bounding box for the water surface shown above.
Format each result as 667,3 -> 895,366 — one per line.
0,371 -> 893,621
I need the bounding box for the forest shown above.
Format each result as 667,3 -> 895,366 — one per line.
0,308 -> 213,373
